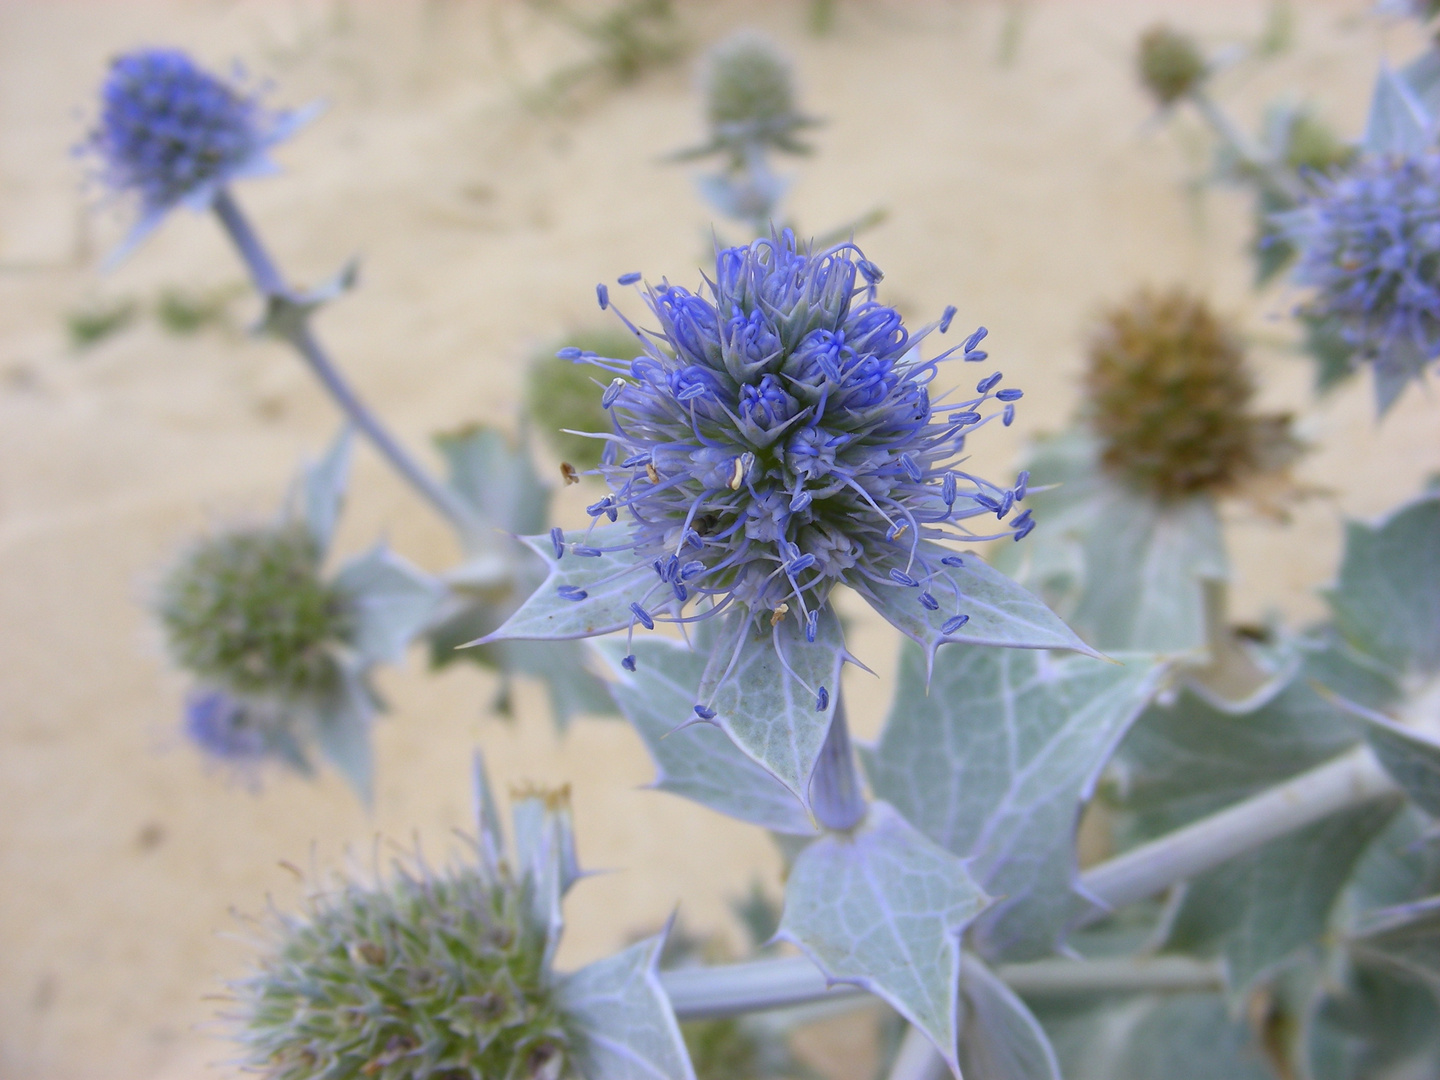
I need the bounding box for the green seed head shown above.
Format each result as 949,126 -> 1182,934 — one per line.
704,32 -> 798,134
1085,289 -> 1290,501
237,864 -> 569,1080
158,523 -> 352,698
1137,25 -> 1206,107
527,330 -> 636,471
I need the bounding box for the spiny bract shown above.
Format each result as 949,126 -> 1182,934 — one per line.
237,862 -> 569,1080
86,48 -> 283,215
1136,25 -> 1207,107
1282,151 -> 1440,412
557,230 -> 1030,651
1085,289 -> 1291,500
158,523 -> 354,698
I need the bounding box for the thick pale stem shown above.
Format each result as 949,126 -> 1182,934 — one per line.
1079,744 -> 1398,913
886,1025 -> 949,1080
809,694 -> 867,831
211,188 -> 476,533
661,745 -> 1399,1021
1189,90 -> 1305,204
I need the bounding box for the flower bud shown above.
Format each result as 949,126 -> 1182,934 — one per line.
1137,25 -> 1206,107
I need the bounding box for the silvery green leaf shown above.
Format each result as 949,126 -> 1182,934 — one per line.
1035,992 -> 1274,1080
296,426 -> 353,551
1164,799 -> 1400,1001
501,638 -> 619,733
958,957 -> 1062,1080
1109,640 -> 1389,843
434,424 -> 550,546
855,540 -> 1096,671
777,801 -> 990,1077
1327,693 -> 1440,817
512,786 -> 579,967
863,643 -> 1164,959
1303,961 -> 1440,1080
1071,486 -> 1226,654
1351,895 -> 1440,986
332,545 -> 444,666
1327,494 -> 1440,679
1363,65 -> 1433,157
311,666 -> 377,804
698,607 -> 846,810
989,430 -> 1104,616
476,526 -> 640,643
594,638 -> 816,835
1342,806 -> 1440,920
559,933 -> 697,1080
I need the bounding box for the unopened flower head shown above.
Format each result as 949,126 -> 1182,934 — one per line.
158,523 -> 354,698
702,32 -> 813,161
85,48 -> 301,219
236,859 -> 568,1080
1282,151 -> 1440,409
1085,288 -> 1292,500
561,230 -> 1030,643
1136,25 -> 1206,107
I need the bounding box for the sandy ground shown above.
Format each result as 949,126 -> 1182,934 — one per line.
1,1 -> 1436,1077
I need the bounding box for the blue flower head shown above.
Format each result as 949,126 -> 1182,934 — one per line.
553,231 -> 1031,652
83,48 -> 311,257
1280,150 -> 1440,412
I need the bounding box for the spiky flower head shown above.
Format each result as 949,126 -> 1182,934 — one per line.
555,231 -> 1030,654
528,330 -> 638,471
1136,25 -> 1207,107
83,48 -> 310,251
1085,289 -> 1293,500
237,862 -> 568,1080
1279,151 -> 1440,412
158,522 -> 354,699
232,760 -> 693,1080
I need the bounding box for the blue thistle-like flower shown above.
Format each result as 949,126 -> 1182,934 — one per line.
1280,150 -> 1440,412
83,48 -> 311,256
550,230 -> 1030,652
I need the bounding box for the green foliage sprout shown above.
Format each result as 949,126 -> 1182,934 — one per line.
1084,289 -> 1292,501
158,524 -> 354,697
526,330 -> 635,471
236,862 -> 570,1080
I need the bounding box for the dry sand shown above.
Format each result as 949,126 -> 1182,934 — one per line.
1,1 -> 1436,1077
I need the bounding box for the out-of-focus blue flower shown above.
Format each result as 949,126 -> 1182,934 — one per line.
560,230 -> 1029,646
83,48 -> 313,258
184,689 -> 272,763
1280,151 -> 1440,412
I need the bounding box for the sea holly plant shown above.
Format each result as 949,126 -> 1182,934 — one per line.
231,753 -> 696,1080
81,47 -> 614,766
158,428 -> 442,799
994,289 -> 1299,662
479,230 -> 1092,811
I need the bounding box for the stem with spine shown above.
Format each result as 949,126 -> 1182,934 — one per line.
660,743 -> 1399,1021
1188,89 -> 1305,204
210,188 -> 477,533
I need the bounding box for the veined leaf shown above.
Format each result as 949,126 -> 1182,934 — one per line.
594,638 -> 815,835
332,545 -> 444,666
959,957 -> 1062,1080
559,933 -> 697,1080
777,801 -> 990,1078
863,643 -> 1164,959
698,607 -> 847,810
